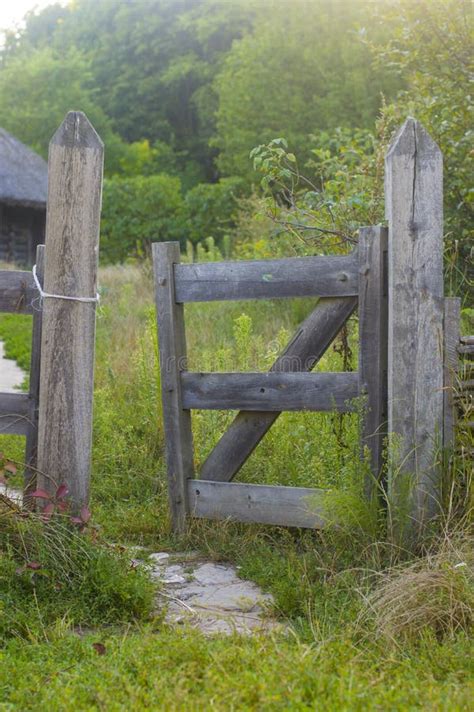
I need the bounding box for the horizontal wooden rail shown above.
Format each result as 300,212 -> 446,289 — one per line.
188,480 -> 326,528
0,392 -> 31,435
181,371 -> 358,412
174,253 -> 358,302
0,270 -> 37,315
459,336 -> 474,358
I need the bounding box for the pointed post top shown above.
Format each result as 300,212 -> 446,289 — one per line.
50,111 -> 103,150
385,117 -> 441,161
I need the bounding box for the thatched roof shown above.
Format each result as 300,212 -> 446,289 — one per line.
0,128 -> 47,209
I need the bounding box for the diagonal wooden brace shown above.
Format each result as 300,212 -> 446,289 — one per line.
199,296 -> 357,482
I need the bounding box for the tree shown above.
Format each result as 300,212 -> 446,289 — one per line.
0,47 -> 128,173
372,0 -> 473,291
213,0 -> 401,179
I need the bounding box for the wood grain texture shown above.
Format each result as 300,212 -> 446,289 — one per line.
188,480 -> 326,528
443,298 -> 460,451
358,226 -> 388,497
174,253 -> 358,302
153,241 -> 194,532
181,371 -> 358,412
24,245 -> 44,503
385,118 -> 444,533
37,112 -> 103,509
0,392 -> 30,435
0,270 -> 37,314
459,336 -> 474,359
200,296 -> 357,482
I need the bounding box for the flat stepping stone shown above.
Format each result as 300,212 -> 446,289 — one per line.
148,553 -> 281,636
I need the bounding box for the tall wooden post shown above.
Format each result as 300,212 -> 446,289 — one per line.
358,226 -> 388,499
153,241 -> 194,532
37,112 -> 103,511
385,118 -> 444,539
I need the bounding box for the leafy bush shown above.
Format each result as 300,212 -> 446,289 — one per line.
100,174 -> 185,262
184,177 -> 246,246
0,498 -> 154,641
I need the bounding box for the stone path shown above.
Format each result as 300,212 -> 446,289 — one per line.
0,340 -> 25,392
141,551 -> 282,636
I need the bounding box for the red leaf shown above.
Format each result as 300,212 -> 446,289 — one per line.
26,561 -> 42,570
70,516 -> 83,526
80,506 -> 91,523
0,475 -> 7,485
57,500 -> 70,513
42,502 -> 55,520
30,489 -> 51,500
4,462 -> 17,474
56,484 -> 69,500
92,642 -> 106,656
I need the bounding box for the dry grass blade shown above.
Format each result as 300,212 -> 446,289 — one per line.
361,536 -> 473,643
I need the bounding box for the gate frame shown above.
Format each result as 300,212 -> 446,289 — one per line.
153,119 -> 459,538
153,226 -> 387,533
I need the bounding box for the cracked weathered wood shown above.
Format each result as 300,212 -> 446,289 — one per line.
188,480 -> 326,528
153,241 -> 194,532
385,118 -> 444,537
37,112 -> 103,510
358,226 -> 388,498
200,296 -> 357,482
174,253 -> 358,302
181,371 -> 358,412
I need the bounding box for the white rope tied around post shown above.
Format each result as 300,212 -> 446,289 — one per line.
32,264 -> 100,306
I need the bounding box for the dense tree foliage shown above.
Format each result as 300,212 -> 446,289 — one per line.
0,0 -> 470,275
0,0 -> 399,183
213,0 -> 401,178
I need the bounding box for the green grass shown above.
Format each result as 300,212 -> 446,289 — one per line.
0,261 -> 471,710
0,628 -> 471,710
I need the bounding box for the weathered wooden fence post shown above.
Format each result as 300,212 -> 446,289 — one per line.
153,241 -> 194,532
37,112 -> 103,511
385,118 -> 444,540
358,225 -> 388,498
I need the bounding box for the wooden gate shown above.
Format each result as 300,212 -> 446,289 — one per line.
153,226 -> 387,532
153,119 -> 465,536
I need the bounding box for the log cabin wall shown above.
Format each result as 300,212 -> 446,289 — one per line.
0,203 -> 45,266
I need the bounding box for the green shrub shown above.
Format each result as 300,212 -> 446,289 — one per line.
0,504 -> 154,641
100,174 -> 185,262
184,177 -> 246,246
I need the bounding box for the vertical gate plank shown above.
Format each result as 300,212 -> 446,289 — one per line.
37,112 -> 103,511
24,244 -> 44,506
358,226 -> 388,498
443,297 -> 461,451
385,118 -> 444,538
153,241 -> 194,532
